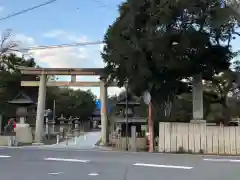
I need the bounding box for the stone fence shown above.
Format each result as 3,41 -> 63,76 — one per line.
158,122 -> 240,155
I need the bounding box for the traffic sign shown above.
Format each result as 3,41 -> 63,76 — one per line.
95,99 -> 112,113
143,91 -> 151,105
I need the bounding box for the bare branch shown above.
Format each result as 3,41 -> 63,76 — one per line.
0,29 -> 20,56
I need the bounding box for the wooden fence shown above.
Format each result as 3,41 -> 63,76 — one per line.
158,122 -> 240,155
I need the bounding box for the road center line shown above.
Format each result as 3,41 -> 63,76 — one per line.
0,155 -> 11,158
203,158 -> 240,163
133,163 -> 193,169
44,157 -> 90,163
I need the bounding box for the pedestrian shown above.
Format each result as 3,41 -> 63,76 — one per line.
8,118 -> 16,131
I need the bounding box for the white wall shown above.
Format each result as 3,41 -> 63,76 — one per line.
158,122 -> 240,154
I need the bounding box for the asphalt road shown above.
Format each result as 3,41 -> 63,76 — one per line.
0,148 -> 240,180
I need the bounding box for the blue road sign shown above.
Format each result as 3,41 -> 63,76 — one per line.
95,99 -> 112,112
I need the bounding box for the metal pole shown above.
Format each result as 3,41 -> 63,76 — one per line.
125,82 -> 129,151
52,100 -> 56,132
53,100 -> 56,121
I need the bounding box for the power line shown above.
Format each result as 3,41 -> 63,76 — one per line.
0,0 -> 59,21
12,41 -> 103,51
76,0 -> 117,11
90,0 -> 114,10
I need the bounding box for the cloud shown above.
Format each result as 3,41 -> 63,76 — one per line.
43,30 -> 88,42
43,30 -> 66,38
13,30 -> 123,97
14,34 -> 35,47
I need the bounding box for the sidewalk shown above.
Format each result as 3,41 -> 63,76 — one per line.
45,131 -> 101,149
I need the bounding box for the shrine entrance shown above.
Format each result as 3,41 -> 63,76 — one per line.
18,67 -> 116,145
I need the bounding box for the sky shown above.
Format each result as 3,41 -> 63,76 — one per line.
0,0 -> 125,97
0,0 -> 240,98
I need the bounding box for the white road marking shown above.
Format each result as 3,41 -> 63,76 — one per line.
203,158 -> 240,163
44,157 -> 90,163
48,172 -> 64,175
133,163 -> 193,170
0,146 -> 23,149
0,155 -> 11,158
88,173 -> 99,176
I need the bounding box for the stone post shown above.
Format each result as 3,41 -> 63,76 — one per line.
131,126 -> 136,151
45,117 -> 49,134
19,117 -> 25,124
74,120 -> 80,137
191,74 -> 205,123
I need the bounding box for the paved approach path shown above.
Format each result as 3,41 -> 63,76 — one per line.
0,148 -> 240,180
42,131 -> 101,150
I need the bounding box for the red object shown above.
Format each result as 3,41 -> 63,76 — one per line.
8,119 -> 16,129
148,103 -> 154,152
13,121 -> 16,129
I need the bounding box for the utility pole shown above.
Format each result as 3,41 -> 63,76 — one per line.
125,81 -> 129,151
148,102 -> 154,152
143,91 -> 153,152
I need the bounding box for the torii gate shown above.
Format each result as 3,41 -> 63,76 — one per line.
18,67 -> 116,145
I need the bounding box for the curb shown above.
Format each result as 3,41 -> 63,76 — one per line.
1,146 -> 240,158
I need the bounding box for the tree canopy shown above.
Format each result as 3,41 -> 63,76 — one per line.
0,53 -> 38,121
46,88 -> 96,119
102,0 -> 240,108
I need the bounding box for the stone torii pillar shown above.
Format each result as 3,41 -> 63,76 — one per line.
100,80 -> 109,145
35,73 -> 47,144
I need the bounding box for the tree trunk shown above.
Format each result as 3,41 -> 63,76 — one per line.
222,98 -> 231,126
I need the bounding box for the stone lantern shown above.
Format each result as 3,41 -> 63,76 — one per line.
57,114 -> 67,136
7,92 -> 34,144
8,92 -> 35,125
